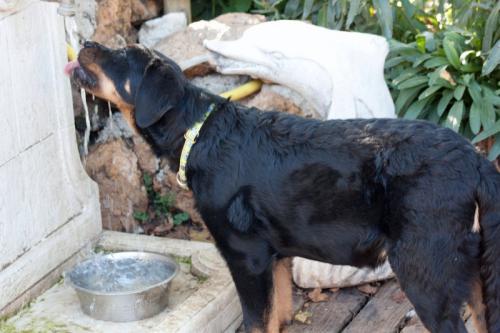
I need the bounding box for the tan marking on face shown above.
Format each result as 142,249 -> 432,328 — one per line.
472,203 -> 480,233
84,63 -> 138,134
266,258 -> 293,333
468,278 -> 488,333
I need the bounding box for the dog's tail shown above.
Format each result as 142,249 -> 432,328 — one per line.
477,159 -> 500,332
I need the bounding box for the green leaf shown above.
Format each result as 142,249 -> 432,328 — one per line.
398,76 -> 428,89
454,85 -> 466,100
437,90 -> 454,116
483,100 -> 496,130
469,102 -> 481,135
326,0 -> 337,29
460,63 -> 482,73
483,1 -> 500,53
423,57 -> 449,68
373,0 -> 393,39
488,134 -> 500,161
389,40 -> 418,54
230,0 -> 252,12
482,41 -> 500,77
133,211 -> 149,223
443,37 -> 461,70
346,0 -> 361,28
392,67 -> 421,86
385,56 -> 407,68
467,80 -> 483,104
444,100 -> 464,132
317,2 -> 327,27
472,120 -> 500,144
416,35 -> 426,53
404,96 -> 433,120
173,212 -> 190,225
284,0 -> 300,17
302,0 -> 315,19
419,85 -> 441,100
484,86 -> 500,107
412,54 -> 432,68
400,0 -> 415,17
395,87 -> 423,114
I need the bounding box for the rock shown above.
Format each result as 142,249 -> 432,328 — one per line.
160,163 -> 204,226
154,13 -> 265,70
138,12 -> 187,48
190,73 -> 250,95
131,0 -> 162,24
92,0 -> 136,48
95,112 -> 135,143
132,135 -> 159,174
74,0 -> 160,49
85,139 -> 148,232
241,84 -> 318,118
75,0 -> 98,43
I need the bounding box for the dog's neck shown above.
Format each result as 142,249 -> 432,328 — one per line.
137,83 -> 222,170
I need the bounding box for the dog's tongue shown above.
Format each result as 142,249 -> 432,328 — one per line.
64,60 -> 80,76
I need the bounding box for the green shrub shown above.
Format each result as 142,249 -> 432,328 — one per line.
190,0 -> 500,157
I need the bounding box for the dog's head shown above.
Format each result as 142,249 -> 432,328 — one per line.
66,41 -> 186,130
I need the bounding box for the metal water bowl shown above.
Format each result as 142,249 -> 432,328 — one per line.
67,252 -> 179,322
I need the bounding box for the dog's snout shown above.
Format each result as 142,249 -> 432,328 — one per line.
83,41 -> 109,51
83,41 -> 98,49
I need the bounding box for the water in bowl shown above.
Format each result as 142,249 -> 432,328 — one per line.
68,255 -> 175,293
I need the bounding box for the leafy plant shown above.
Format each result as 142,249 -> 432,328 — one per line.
133,211 -> 149,223
190,0 -> 500,157
173,212 -> 190,225
134,173 -> 191,226
386,3 -> 500,158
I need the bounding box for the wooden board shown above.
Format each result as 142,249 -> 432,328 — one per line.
288,288 -> 367,333
342,280 -> 412,333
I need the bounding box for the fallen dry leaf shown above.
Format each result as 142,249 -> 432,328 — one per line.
294,310 -> 312,324
357,284 -> 379,295
308,288 -> 329,302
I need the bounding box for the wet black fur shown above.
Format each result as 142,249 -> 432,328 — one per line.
77,42 -> 500,333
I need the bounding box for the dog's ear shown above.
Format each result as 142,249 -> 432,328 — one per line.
135,58 -> 185,128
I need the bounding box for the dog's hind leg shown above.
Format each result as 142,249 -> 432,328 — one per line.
468,277 -> 488,333
267,257 -> 293,332
388,231 -> 477,333
213,233 -> 292,333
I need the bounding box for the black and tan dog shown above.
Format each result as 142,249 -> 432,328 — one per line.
67,41 -> 500,333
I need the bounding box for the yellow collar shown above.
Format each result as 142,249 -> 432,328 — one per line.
176,104 -> 216,190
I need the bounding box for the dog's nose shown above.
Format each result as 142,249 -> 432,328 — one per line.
83,41 -> 99,49
83,41 -> 109,51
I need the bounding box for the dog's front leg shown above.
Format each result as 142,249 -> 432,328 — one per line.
216,238 -> 293,333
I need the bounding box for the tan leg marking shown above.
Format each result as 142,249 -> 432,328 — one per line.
266,258 -> 293,333
468,278 -> 488,333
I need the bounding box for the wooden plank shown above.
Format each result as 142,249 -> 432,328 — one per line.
343,280 -> 412,333
288,288 -> 367,333
400,316 -> 428,333
401,316 -> 478,333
